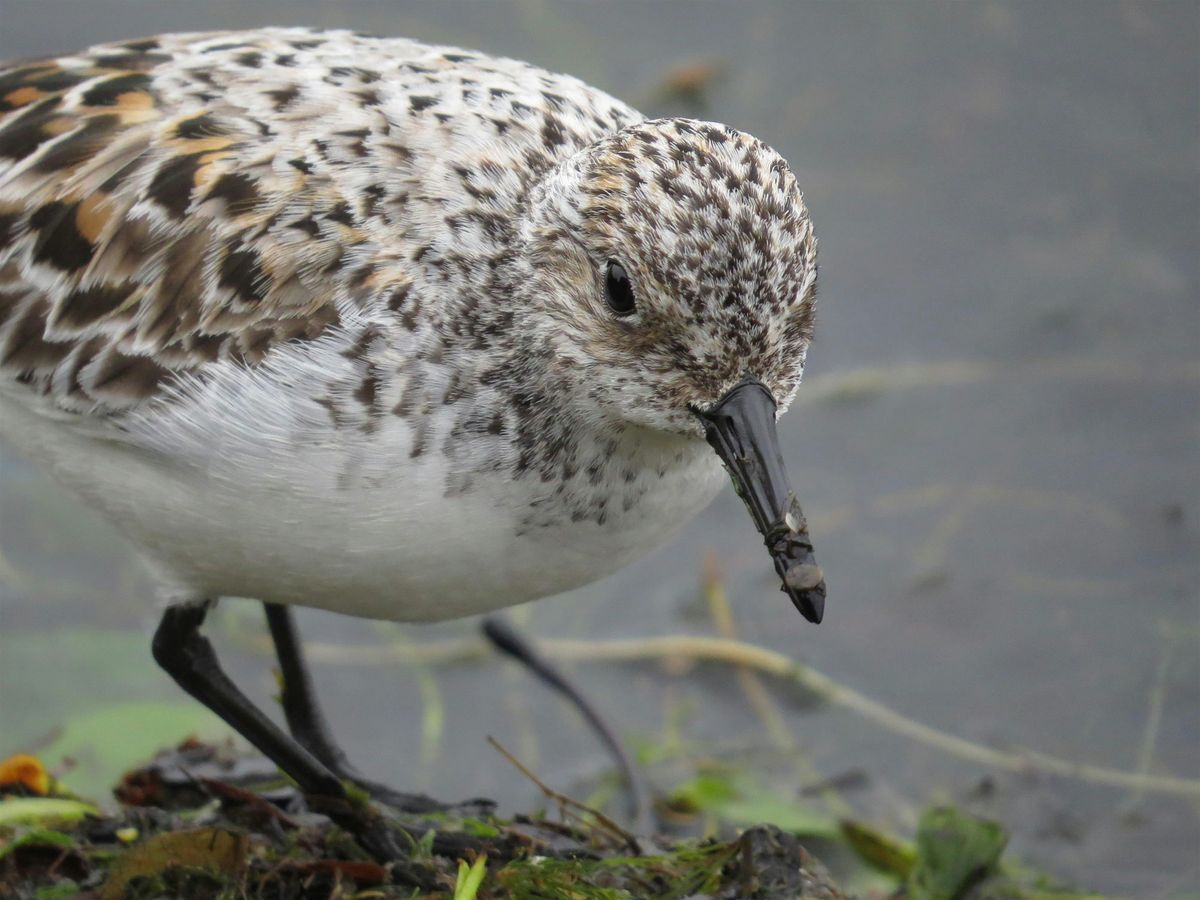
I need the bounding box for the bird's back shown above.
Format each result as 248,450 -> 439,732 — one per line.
0,28 -> 638,419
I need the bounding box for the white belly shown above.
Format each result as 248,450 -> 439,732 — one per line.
0,388 -> 724,622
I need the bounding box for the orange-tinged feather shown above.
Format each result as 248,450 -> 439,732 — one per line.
75,191 -> 113,243
4,86 -> 44,108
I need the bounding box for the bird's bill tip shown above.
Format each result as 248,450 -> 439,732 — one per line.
781,559 -> 826,622
695,377 -> 827,623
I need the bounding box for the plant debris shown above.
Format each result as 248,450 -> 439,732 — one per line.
0,742 -> 848,898
0,741 -> 1110,898
0,756 -> 51,797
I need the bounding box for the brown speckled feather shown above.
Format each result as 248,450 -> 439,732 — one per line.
0,28 -> 638,414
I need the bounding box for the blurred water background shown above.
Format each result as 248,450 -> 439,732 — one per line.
1,1 -> 1197,894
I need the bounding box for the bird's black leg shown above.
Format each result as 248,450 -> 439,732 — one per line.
153,601 -> 342,797
263,602 -> 443,813
263,602 -> 350,772
151,601 -> 410,866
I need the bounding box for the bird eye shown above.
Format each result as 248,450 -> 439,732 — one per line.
604,261 -> 637,317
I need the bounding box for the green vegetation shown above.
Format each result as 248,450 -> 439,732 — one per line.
0,739 -> 1106,899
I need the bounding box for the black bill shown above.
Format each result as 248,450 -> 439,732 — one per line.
695,377 -> 826,623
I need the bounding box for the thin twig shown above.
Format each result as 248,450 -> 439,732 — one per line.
198,777 -> 302,829
794,357 -> 1200,411
702,555 -> 854,821
703,554 -> 792,751
558,636 -> 1200,799
280,633 -> 1200,800
481,616 -> 648,830
1126,631 -> 1176,807
486,736 -> 642,855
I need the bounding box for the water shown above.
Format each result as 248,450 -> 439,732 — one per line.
1,2 -> 1197,893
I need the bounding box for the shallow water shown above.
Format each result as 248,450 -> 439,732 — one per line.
1,2 -> 1197,893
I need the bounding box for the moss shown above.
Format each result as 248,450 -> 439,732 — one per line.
0,741 -> 1107,899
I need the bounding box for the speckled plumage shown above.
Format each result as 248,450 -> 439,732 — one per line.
0,28 -> 819,621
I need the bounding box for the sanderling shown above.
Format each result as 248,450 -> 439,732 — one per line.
0,27 -> 825,854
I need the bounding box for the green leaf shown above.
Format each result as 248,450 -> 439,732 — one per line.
667,770 -> 838,839
1,630 -> 159,742
0,827 -> 76,860
462,817 -> 501,838
0,798 -> 97,826
667,772 -> 738,812
341,779 -> 371,809
39,700 -> 228,800
907,807 -> 1008,900
454,853 -> 488,900
1,629 -> 229,800
719,794 -> 839,839
841,819 -> 918,876
411,827 -> 436,859
35,881 -> 82,900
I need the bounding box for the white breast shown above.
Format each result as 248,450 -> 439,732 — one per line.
0,339 -> 725,622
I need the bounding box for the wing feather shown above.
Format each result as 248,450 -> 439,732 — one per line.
0,37 -> 352,415
1,27 -> 640,422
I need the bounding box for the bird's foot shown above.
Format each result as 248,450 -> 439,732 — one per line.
304,788 -> 500,887
330,768 -> 495,818
360,780 -> 495,818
